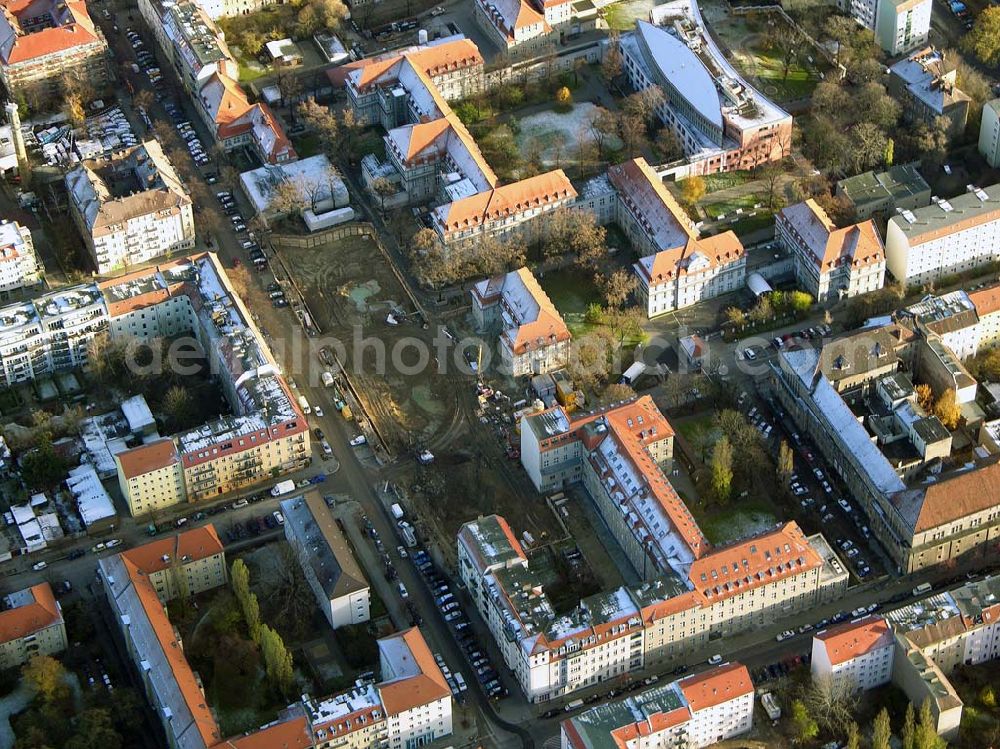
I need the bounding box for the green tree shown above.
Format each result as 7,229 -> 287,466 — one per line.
980,684 -> 996,708
259,624 -> 294,693
298,97 -> 339,153
788,291 -> 813,314
64,708 -> 122,749
370,177 -> 396,215
790,699 -> 819,742
711,435 -> 734,503
231,559 -> 250,603
872,707 -> 892,749
163,386 -> 196,432
902,702 -> 916,749
22,656 -> 68,704
679,176 -> 706,207
598,269 -> 637,310
845,720 -> 860,749
962,7 -> 1000,65
20,433 -> 69,490
916,698 -> 945,749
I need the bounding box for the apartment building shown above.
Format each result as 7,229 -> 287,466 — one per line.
66,141 -> 195,274
282,491 -> 371,630
836,163 -> 932,222
115,438 -> 185,517
472,267 -> 572,378
877,0 -> 932,55
0,219 -> 41,295
99,532 -> 228,749
561,662 -> 755,749
94,253 -> 307,513
195,0 -> 272,20
903,290 -> 980,360
433,170 -> 577,246
160,2 -> 238,93
0,283 -> 109,388
620,19 -> 792,176
884,184 -> 1000,287
803,576 -> 1000,740
377,628 -> 453,749
776,199 -> 886,303
811,616 -> 895,693
101,531 -> 448,749
196,73 -> 296,165
609,158 -> 746,316
459,513 -> 845,703
839,0 -> 930,54
124,526 -> 227,601
969,281 -> 1000,349
770,334 -> 1000,573
0,0 -> 110,105
888,48 -> 970,139
0,583 -> 66,669
979,99 -> 1000,168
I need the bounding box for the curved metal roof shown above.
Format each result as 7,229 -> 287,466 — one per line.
637,20 -> 722,129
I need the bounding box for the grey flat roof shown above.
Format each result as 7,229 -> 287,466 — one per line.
889,184 -> 1000,241
281,491 -> 369,602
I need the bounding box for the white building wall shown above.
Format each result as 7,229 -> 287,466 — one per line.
885,217 -> 1000,287
331,589 -> 371,628
687,691 -> 755,748
386,696 -> 452,749
980,102 -> 1000,169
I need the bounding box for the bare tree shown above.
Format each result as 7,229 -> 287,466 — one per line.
370,177 -> 396,215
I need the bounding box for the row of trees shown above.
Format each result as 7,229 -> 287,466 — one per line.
791,694 -> 945,749
231,559 -> 295,696
406,206 -> 614,289
725,289 -> 813,330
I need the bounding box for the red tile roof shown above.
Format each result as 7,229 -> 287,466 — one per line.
969,282 -> 1000,317
121,558 -> 221,746
779,200 -> 884,272
121,525 -> 224,576
116,438 -> 179,480
377,628 -> 451,715
678,662 -> 753,712
687,522 -> 822,602
2,0 -> 103,64
211,717 -> 312,749
0,583 -> 61,643
435,169 -> 575,236
816,616 -> 892,666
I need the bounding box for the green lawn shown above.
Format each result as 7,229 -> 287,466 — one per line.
238,63 -> 267,83
741,47 -> 822,102
539,269 -> 603,337
701,193 -> 761,220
